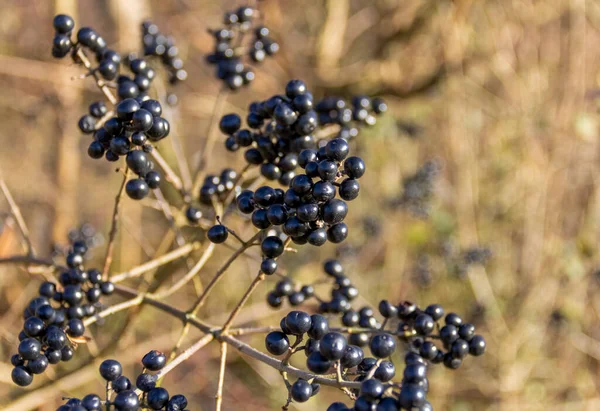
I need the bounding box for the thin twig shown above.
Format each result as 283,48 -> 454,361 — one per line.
150,149 -> 184,193
150,242 -> 216,300
220,272 -> 265,335
104,168 -> 130,280
0,179 -> 36,256
74,48 -> 117,105
215,342 -> 228,411
192,89 -> 230,194
110,242 -> 200,283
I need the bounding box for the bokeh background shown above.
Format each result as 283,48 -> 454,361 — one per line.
1,0 -> 600,409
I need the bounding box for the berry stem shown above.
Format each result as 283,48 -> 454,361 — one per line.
103,168 -> 130,281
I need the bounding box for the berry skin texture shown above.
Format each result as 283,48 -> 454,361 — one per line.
319,332 -> 348,360
343,156 -> 366,179
207,225 -> 229,243
220,113 -> 242,134
340,345 -> 364,368
369,333 -> 396,358
306,351 -> 332,374
285,311 -> 312,335
125,179 -> 150,200
360,378 -> 384,401
291,378 -> 313,402
261,236 -> 284,258
265,331 -> 289,355
53,14 -> 75,33
11,366 -> 33,387
147,387 -> 170,409
18,338 -> 41,360
142,350 -> 167,371
113,390 -> 140,411
308,314 -> 329,340
136,373 -> 157,392
469,335 -> 486,356
99,359 -> 122,381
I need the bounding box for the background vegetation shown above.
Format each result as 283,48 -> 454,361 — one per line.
1,0 -> 600,409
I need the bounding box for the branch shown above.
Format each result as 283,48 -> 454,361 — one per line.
215,342 -> 228,411
0,179 -> 36,256
103,168 -> 130,280
191,88 -> 230,194
150,149 -> 184,193
110,242 -> 200,283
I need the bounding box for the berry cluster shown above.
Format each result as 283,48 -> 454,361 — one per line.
266,277 -> 315,308
198,168 -> 239,206
52,15 -> 123,83
219,80 -> 319,184
230,142 -> 365,246
142,21 -> 187,85
56,350 -> 189,410
206,5 -> 278,89
89,98 -> 169,200
11,243 -> 115,387
316,95 -> 387,131
390,160 -> 441,218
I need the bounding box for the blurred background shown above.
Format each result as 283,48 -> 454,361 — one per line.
1,0 -> 600,409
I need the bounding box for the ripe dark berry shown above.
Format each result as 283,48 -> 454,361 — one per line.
207,225 -> 228,243
260,258 -> 278,275
185,207 -> 202,224
67,318 -> 85,337
146,117 -> 170,141
126,150 -> 150,175
319,332 -> 347,360
116,98 -> 140,121
82,394 -> 102,411
369,333 -> 395,358
78,115 -> 96,134
132,109 -> 154,132
414,314 -> 435,335
440,325 -> 459,345
167,394 -> 188,411
339,179 -> 360,201
306,351 -> 332,374
343,156 -> 366,179
28,356 -> 49,374
469,335 -> 486,356
275,279 -> 294,296
419,341 -> 438,361
53,14 -> 74,33
378,300 -> 398,318
141,99 -> 162,117
267,291 -> 282,307
99,359 -> 122,381
445,313 -> 463,327
18,338 -> 41,360
360,378 -> 384,401
145,171 -> 161,189
308,314 -> 329,340
424,304 -> 444,321
126,178 -> 150,200
340,345 -> 364,368
89,101 -> 108,118
142,350 -> 167,371
23,317 -> 44,337
325,138 -> 349,161
136,373 -> 157,392
220,114 -> 242,134
285,80 -> 307,98
261,236 -> 284,258
327,223 -> 348,243
291,378 -> 313,402
285,311 -> 312,335
399,384 -> 426,409
112,375 -> 131,393
11,366 -> 33,386
374,360 -> 396,382
451,339 -> 469,359
265,331 -> 289,355
113,390 -> 140,411
52,34 -> 72,57
322,199 -> 348,225
458,323 -> 476,341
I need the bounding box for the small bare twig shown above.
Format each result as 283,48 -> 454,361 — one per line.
0,179 -> 36,256
110,242 -> 200,283
220,271 -> 266,335
192,88 -> 230,194
215,342 -> 228,411
150,149 -> 184,193
104,168 -> 130,280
